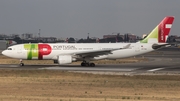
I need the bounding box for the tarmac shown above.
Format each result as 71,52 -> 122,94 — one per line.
0,47 -> 180,75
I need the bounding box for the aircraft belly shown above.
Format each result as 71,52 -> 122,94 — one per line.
15,50 -> 27,59
93,55 -> 108,60
43,55 -> 53,59
107,50 -> 141,59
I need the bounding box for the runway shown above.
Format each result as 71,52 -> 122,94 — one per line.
0,47 -> 180,75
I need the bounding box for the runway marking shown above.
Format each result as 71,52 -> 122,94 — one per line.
39,67 -> 138,72
9,65 -> 19,67
148,68 -> 164,72
0,65 -> 18,67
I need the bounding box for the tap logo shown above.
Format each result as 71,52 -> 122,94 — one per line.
24,44 -> 52,60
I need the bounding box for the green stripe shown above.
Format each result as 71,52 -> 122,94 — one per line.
140,26 -> 158,43
24,44 -> 38,60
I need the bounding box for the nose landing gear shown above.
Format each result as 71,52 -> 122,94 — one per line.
19,59 -> 24,66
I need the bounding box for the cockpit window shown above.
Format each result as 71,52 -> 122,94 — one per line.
7,48 -> 12,50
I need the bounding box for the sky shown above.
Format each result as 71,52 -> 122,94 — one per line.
0,0 -> 179,39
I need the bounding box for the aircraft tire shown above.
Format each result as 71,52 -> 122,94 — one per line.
90,63 -> 95,67
81,62 -> 95,67
20,63 -> 24,66
81,63 -> 85,66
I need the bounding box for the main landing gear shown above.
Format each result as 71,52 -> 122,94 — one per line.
81,61 -> 95,67
19,59 -> 24,66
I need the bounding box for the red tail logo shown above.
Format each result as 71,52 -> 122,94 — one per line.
158,16 -> 174,43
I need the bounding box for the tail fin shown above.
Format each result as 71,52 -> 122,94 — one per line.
140,16 -> 174,43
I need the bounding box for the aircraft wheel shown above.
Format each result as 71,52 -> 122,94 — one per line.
20,63 -> 24,66
90,63 -> 95,67
81,63 -> 85,66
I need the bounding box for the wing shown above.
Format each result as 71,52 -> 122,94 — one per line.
72,44 -> 131,58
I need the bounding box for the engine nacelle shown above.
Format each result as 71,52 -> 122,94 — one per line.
58,55 -> 72,64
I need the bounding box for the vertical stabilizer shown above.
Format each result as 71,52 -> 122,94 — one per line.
140,16 -> 174,43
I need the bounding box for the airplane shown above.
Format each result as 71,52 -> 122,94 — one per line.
2,16 -> 174,67
7,40 -> 17,46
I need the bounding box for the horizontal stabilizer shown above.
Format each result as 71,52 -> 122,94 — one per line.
152,43 -> 170,49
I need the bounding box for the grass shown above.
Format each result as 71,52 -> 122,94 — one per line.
0,69 -> 179,101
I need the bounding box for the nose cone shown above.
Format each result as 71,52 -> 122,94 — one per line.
2,50 -> 10,57
2,50 -> 7,56
2,50 -> 13,58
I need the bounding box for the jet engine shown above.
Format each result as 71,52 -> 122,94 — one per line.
57,55 -> 72,64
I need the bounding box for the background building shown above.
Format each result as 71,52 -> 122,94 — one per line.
0,40 -> 8,50
21,33 -> 33,39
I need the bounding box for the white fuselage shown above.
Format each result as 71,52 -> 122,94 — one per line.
2,43 -> 154,61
